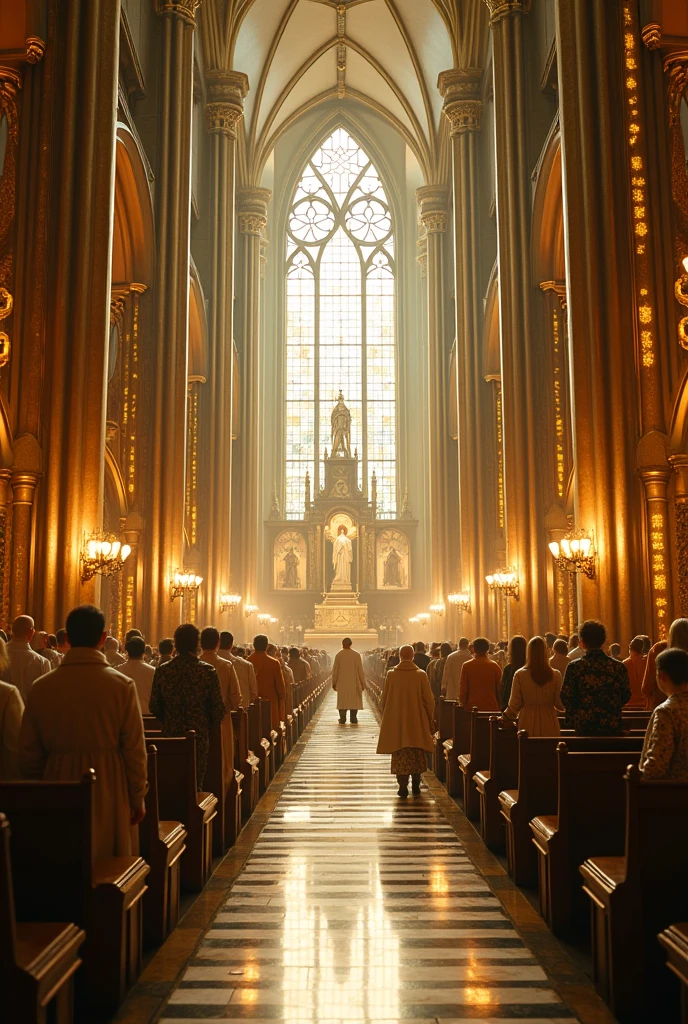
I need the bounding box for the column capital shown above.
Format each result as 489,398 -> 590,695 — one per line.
205,69 -> 249,136
156,0 -> 202,26
483,0 -> 530,25
416,185 -> 449,233
237,186 -> 272,235
438,69 -> 482,135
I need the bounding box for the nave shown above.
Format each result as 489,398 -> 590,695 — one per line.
135,692 -> 602,1024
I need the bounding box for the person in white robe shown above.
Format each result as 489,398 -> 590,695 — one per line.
0,680 -> 24,779
201,627 -> 243,784
120,635 -> 156,713
331,638 -> 366,724
6,615 -> 50,700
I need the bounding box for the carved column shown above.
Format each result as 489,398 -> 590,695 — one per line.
555,0 -> 647,641
671,455 -> 688,618
32,0 -> 120,626
147,0 -> 200,638
10,469 -> 39,620
439,68 -> 493,636
485,0 -> 546,636
203,70 -> 247,624
417,186 -> 451,609
237,187 -> 271,612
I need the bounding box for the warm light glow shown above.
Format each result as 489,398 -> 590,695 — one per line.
417,612 -> 430,623
683,256 -> 688,274
121,544 -> 131,560
548,541 -> 560,559
549,529 -> 596,579
429,603 -> 445,616
80,531 -> 132,584
170,569 -> 203,601
486,568 -> 519,598
485,574 -> 494,586
244,603 -> 259,617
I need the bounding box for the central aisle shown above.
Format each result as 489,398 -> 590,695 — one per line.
160,693 -> 575,1022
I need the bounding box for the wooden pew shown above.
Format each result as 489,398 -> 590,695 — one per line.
0,812 -> 85,1024
260,699 -> 278,779
499,732 -> 643,888
152,733 -> 217,892
139,745 -> 186,948
432,698 -> 455,783
248,702 -> 271,794
458,709 -> 492,820
658,923 -> 688,1024
530,744 -> 642,936
474,715 -> 518,850
0,773 -> 149,1012
232,709 -> 259,822
443,705 -> 476,797
580,766 -> 688,1022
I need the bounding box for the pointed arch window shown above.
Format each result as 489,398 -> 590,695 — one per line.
285,127 -> 396,519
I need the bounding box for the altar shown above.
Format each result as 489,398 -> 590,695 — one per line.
304,589 -> 379,653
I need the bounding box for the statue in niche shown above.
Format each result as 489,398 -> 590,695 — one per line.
383,546 -> 403,588
332,524 -> 353,587
330,390 -> 351,457
282,547 -> 300,589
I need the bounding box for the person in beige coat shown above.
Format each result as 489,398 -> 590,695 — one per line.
18,604 -> 148,858
0,679 -> 24,779
376,645 -> 434,797
200,626 -> 243,785
331,638 -> 366,723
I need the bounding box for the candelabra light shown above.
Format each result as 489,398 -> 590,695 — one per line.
485,569 -> 520,599
220,592 -> 242,614
417,612 -> 430,626
80,532 -> 132,583
429,603 -> 445,617
257,612 -> 272,627
448,592 -> 471,612
408,615 -> 419,625
549,530 -> 596,580
170,570 -> 203,602
244,604 -> 259,617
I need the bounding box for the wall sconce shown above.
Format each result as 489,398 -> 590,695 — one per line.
448,592 -> 471,612
408,615 -> 419,625
485,569 -> 520,599
677,256 -> 688,349
244,604 -> 259,617
417,612 -> 430,626
80,532 -> 132,583
257,612 -> 272,627
549,530 -> 596,580
429,603 -> 445,617
171,570 -> 203,602
220,592 -> 242,614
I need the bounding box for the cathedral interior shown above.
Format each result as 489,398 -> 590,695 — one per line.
3,1 -> 688,1023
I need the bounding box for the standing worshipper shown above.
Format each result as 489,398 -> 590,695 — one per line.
219,631 -> 257,707
458,637 -> 502,711
331,637 -> 366,724
642,619 -> 688,710
6,615 -> 51,701
413,642 -> 431,672
640,648 -> 688,780
157,637 -> 174,666
499,635 -> 526,710
561,619 -> 631,735
442,638 -> 472,701
549,638 -> 570,677
104,635 -> 126,667
149,623 -> 226,789
503,636 -> 564,736
377,644 -> 434,797
200,627 -> 243,784
0,637 -> 23,779
429,642 -> 453,700
248,635 -> 286,730
289,647 -> 311,686
18,604 -> 147,857
33,630 -> 61,669
623,636 -> 647,708
120,635 -> 156,713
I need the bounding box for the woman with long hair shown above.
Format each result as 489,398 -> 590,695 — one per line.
642,618 -> 688,710
499,634 -> 527,710
503,635 -> 564,736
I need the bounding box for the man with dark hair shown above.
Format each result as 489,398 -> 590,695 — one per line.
55,627 -> 70,656
640,648 -> 688,780
200,626 -> 242,783
125,628 -> 143,643
288,646 -> 311,687
248,634 -> 286,730
149,623 -> 226,788
332,637 -> 366,724
413,641 -> 431,672
121,635 -> 155,713
18,604 -> 147,858
157,638 -> 174,665
218,630 -> 257,707
623,635 -> 647,708
561,619 -> 631,735
458,637 -> 501,711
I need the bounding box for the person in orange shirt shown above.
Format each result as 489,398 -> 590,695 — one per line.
248,634 -> 286,730
458,637 -> 502,711
623,636 -> 647,708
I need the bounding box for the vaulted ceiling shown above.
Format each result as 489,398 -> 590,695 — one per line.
200,0 -> 488,183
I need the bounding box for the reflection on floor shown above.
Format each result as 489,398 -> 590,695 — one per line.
156,691 -> 587,1022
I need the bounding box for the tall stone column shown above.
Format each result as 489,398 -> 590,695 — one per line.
439,68 -> 493,636
416,186 -> 451,610
147,0 -> 200,638
237,187 -> 271,613
33,0 -> 121,627
484,0 -> 546,636
203,70 -> 247,624
555,0 -> 647,641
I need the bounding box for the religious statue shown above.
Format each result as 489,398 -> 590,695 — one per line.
383,546 -> 402,587
282,547 -> 300,589
332,524 -> 353,587
330,391 -> 351,457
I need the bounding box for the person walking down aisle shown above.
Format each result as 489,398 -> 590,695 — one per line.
377,644 -> 434,797
331,637 -> 366,723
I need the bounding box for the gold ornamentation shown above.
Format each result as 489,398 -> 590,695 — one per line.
206,104 -> 243,136
25,37 -> 46,63
641,23 -> 662,50
205,69 -> 248,136
483,0 -> 530,24
0,288 -> 13,320
0,331 -> 9,368
157,0 -> 202,26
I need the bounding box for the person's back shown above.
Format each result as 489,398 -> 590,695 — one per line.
623,637 -> 647,708
561,619 -> 631,735
247,635 -> 286,729
413,643 -> 431,672
641,647 -> 688,781
120,636 -> 156,713
458,638 -> 501,711
6,615 -> 50,700
289,651 -> 310,685
549,639 -> 570,678
0,680 -> 24,779
331,640 -> 366,723
442,642 -> 472,701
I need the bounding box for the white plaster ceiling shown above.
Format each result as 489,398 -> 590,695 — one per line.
231,0 -> 455,179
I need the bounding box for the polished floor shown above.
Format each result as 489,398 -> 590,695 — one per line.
154,692 -> 590,1023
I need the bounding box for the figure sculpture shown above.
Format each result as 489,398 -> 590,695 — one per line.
383,546 -> 403,587
332,525 -> 353,587
330,391 -> 351,457
282,547 -> 300,589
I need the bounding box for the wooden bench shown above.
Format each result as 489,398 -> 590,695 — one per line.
580,766 -> 688,1021
458,709 -> 492,820
530,744 -> 641,936
139,745 -> 186,948
260,699 -> 279,780
0,812 -> 85,1024
232,709 -> 259,822
0,772 -> 149,1012
443,705 -> 477,797
474,715 -> 518,850
248,702 -> 271,794
152,733 -> 217,892
499,732 -> 643,888
658,923 -> 688,1024
433,698 -> 455,783
204,722 -> 243,855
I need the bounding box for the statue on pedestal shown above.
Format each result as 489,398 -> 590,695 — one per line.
331,391 -> 351,457
332,524 -> 353,587
282,547 -> 300,589
383,546 -> 402,587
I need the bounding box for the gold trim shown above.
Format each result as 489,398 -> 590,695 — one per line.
483,0 -> 530,24
157,0 -> 202,26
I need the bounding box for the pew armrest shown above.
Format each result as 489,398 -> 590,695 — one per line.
197,792 -> 219,822
158,821 -> 187,852
93,856 -> 150,893
498,789 -> 517,815
579,855 -> 626,899
474,770 -> 490,793
14,921 -> 84,978
530,814 -> 558,844
457,754 -> 471,772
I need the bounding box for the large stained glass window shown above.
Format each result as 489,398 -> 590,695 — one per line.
285,128 -> 397,518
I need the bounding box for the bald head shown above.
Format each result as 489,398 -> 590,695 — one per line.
12,615 -> 34,641
400,644 -> 414,661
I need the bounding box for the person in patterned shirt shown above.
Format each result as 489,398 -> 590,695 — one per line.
640,647 -> 688,781
149,622 -> 226,789
560,619 -> 631,735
